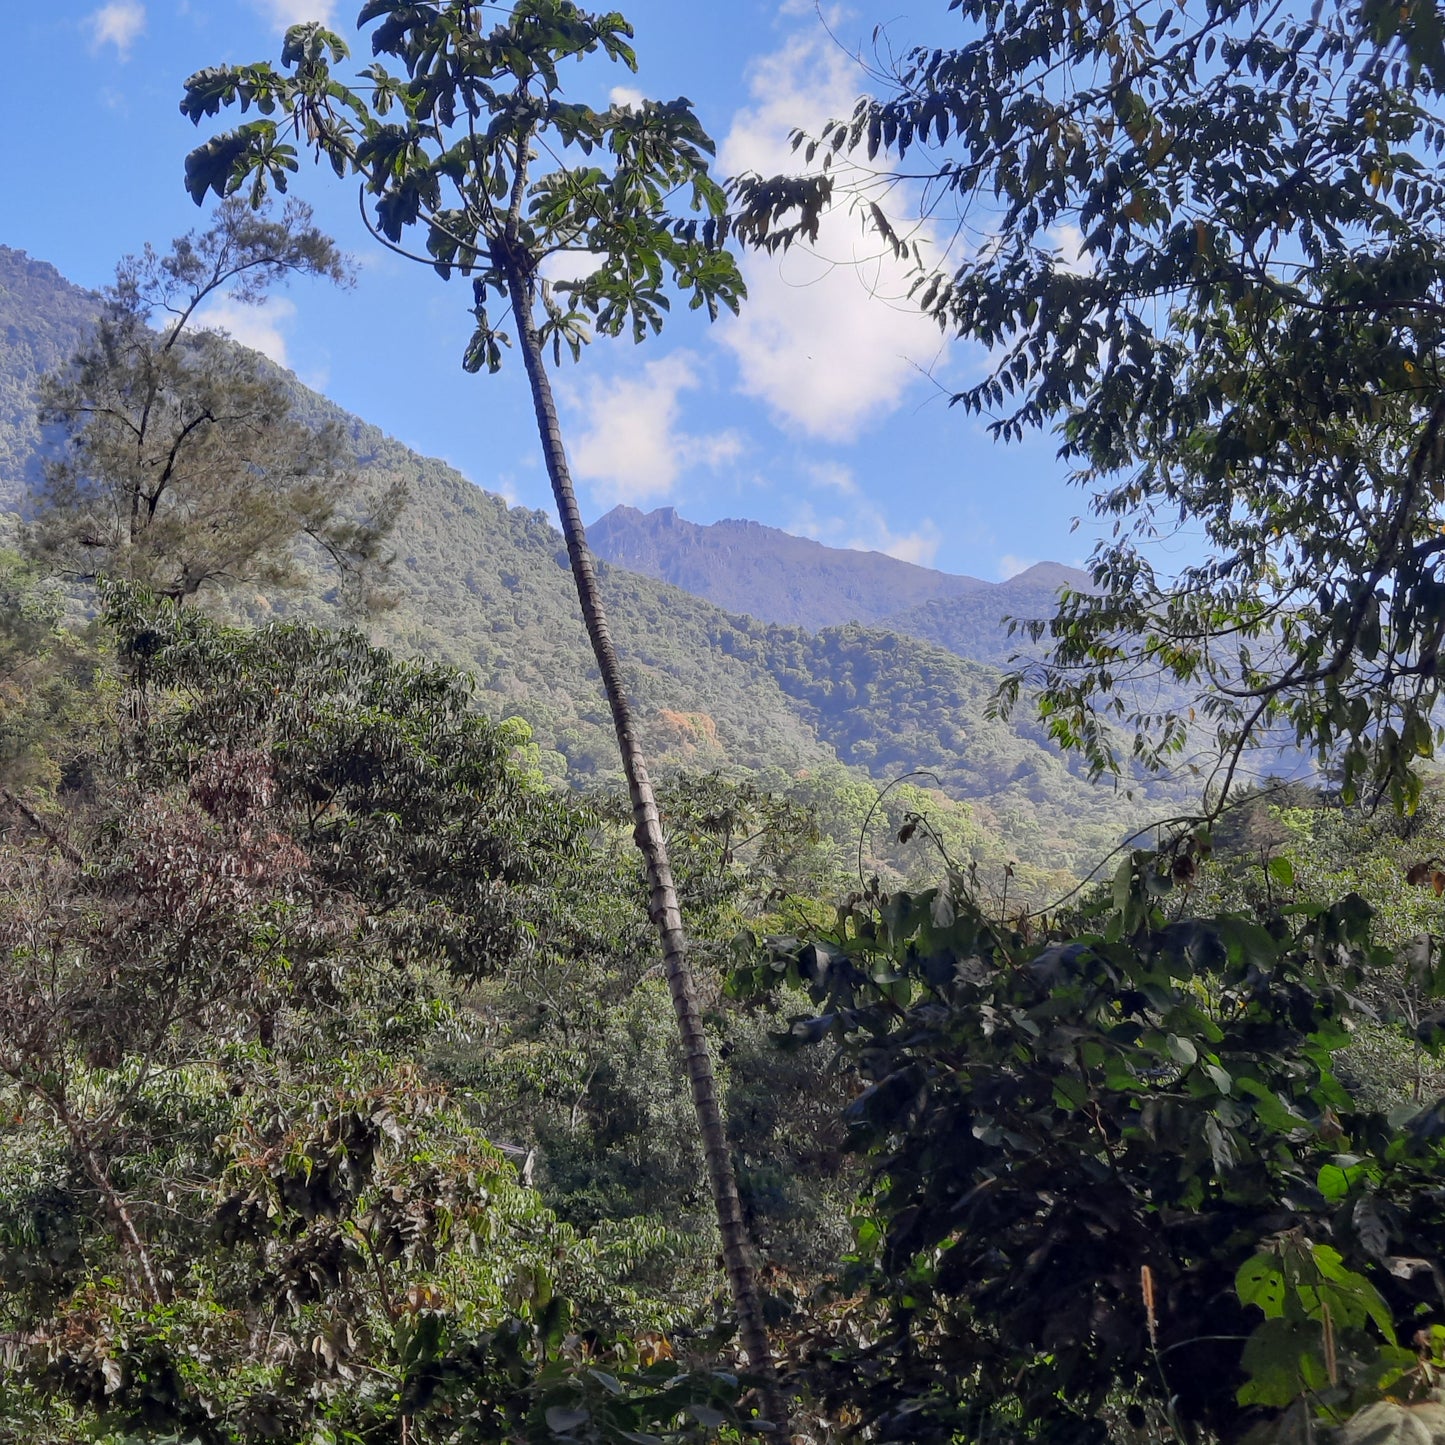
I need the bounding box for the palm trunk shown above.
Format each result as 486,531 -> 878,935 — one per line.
502,262 -> 782,1423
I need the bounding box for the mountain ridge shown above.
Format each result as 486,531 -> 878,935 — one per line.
588,503 -> 991,632
590,503 -> 1093,664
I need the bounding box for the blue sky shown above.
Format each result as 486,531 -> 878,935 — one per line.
1,1 -> 1131,582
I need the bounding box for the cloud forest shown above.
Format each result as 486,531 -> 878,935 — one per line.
4,2 -> 1445,1442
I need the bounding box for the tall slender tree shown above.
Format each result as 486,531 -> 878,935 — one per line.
180,4 -> 782,1419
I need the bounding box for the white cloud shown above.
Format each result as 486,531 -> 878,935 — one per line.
195,294 -> 296,368
87,2 -> 145,59
805,460 -> 858,495
249,0 -> 336,28
997,554 -> 1038,580
717,19 -> 949,440
539,251 -> 604,287
568,352 -> 744,506
881,526 -> 942,566
790,499 -> 942,567
1048,223 -> 1094,277
609,85 -> 645,110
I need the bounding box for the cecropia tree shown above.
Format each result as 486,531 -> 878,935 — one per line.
180,1 -> 782,1420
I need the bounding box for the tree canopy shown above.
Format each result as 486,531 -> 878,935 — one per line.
0,582 -> 748,1442
28,199 -> 402,608
740,847 -> 1445,1443
733,0 -> 1445,813
179,6 -> 743,371
177,2 -> 781,1406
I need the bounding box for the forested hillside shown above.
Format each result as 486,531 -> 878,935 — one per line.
587,504 -> 989,631
0,249 -> 96,509
879,562 -> 1095,665
0,243 -> 1165,875
7,0 -> 1445,1440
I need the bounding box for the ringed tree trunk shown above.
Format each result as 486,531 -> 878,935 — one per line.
501,261 -> 782,1416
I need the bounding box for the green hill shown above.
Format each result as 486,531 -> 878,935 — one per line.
0,243 -> 1174,874
878,563 -> 1094,666
587,503 -> 1097,668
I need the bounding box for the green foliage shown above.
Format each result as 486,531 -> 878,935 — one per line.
739,854 -> 1445,1442
735,0 -> 1445,810
179,1 -> 742,371
0,587 -> 751,1441
0,245 -> 1182,879
105,581 -> 586,981
27,200 -> 402,608
0,550 -> 108,797
445,769 -> 858,1285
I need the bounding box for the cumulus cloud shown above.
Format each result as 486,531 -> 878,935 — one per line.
790,499 -> 942,567
717,17 -> 948,441
609,85 -> 646,110
195,295 -> 296,369
87,2 -> 145,59
568,353 -> 745,506
249,0 -> 335,28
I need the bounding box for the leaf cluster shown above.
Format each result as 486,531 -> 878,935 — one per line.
180,1 -> 742,370
733,0 -> 1445,810
739,854 -> 1445,1441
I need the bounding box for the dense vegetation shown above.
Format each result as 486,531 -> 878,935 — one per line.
3,0 -> 1445,1438
8,563 -> 1445,1441
0,569 -> 837,1439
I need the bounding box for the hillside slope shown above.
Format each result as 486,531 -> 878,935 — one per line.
588,504 -> 990,631
879,562 -> 1095,666
0,243 -> 1167,870
0,248 -> 97,509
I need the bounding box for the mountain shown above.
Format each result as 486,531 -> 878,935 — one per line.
588,504 -> 991,631
880,562 -> 1095,666
0,243 -> 1175,877
0,248 -> 97,509
589,503 -> 1092,665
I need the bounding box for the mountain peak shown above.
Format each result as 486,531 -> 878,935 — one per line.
588,505 -> 989,631
586,506 -> 1093,666
999,560 -> 1092,591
